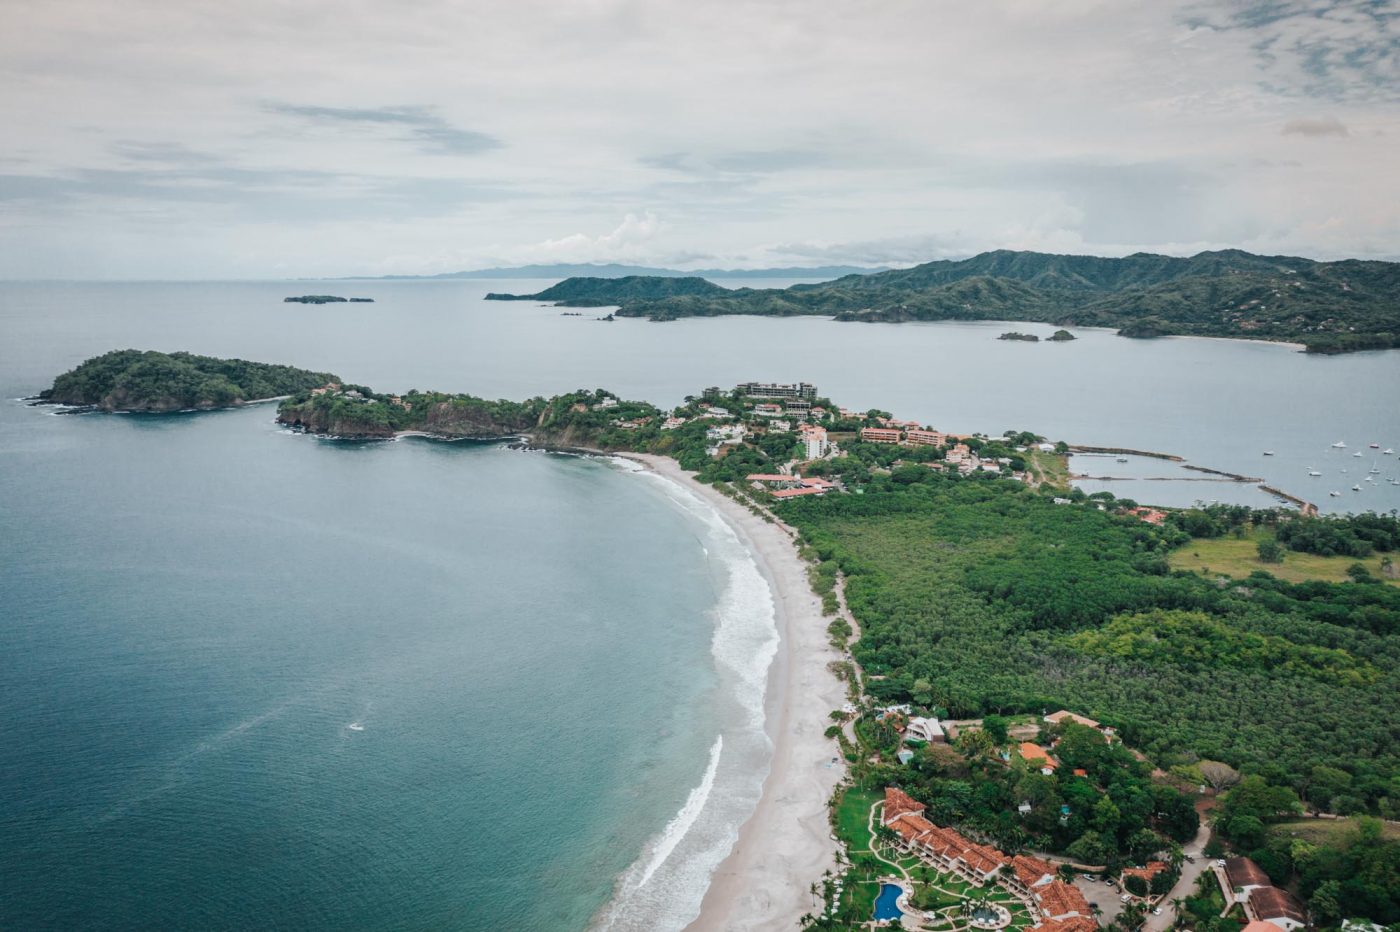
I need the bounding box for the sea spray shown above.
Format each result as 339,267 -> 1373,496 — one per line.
592,461 -> 779,931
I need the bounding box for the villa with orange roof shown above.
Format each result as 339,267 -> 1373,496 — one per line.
1019,741 -> 1059,775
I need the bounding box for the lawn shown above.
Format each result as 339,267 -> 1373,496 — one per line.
1270,816 -> 1400,845
1169,528 -> 1399,586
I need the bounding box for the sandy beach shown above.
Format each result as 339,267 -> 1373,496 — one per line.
623,454 -> 847,932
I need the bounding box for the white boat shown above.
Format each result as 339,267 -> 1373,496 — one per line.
1263,450 -> 1274,456
1371,466 -> 1381,474
1330,490 -> 1342,497
1385,449 -> 1395,455
1370,443 -> 1380,448
1353,451 -> 1363,457
1366,476 -> 1375,482
1332,441 -> 1347,448
1308,469 -> 1322,476
1353,484 -> 1362,491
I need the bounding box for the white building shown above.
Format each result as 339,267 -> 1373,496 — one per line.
802,424 -> 829,460
905,717 -> 945,743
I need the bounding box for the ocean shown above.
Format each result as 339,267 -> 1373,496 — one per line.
1,279 -> 1396,930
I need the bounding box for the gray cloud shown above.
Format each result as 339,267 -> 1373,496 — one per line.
641,149 -> 828,175
264,103 -> 502,155
1281,115 -> 1350,135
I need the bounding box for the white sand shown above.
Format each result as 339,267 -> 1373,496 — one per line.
622,455 -> 847,931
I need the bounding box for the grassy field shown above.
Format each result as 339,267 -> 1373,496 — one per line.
1169,528 -> 1399,586
1270,816 -> 1400,845
1026,450 -> 1070,490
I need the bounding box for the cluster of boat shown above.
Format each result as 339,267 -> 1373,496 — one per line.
1299,441 -> 1399,496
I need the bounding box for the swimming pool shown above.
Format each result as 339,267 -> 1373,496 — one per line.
873,882 -> 903,921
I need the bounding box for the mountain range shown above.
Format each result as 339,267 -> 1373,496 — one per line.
484,249 -> 1400,354
353,262 -> 887,281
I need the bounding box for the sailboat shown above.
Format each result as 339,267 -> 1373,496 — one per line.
1332,441 -> 1347,448
1353,451 -> 1364,458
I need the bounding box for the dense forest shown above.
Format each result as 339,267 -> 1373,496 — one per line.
276,386 -> 548,439
40,349 -> 338,412
486,249 -> 1400,353
778,477 -> 1400,811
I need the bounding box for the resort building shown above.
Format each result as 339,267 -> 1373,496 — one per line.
801,424 -> 830,460
1215,856 -> 1308,930
785,399 -> 812,415
1008,854 -> 1057,895
904,428 -> 945,447
1220,857 -> 1272,902
861,427 -> 902,443
879,789 -> 1010,887
1036,917 -> 1099,932
1034,879 -> 1092,922
753,403 -> 784,417
706,424 -> 746,449
735,381 -> 818,400
747,473 -> 836,499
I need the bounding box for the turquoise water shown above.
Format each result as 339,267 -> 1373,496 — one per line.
1,279 -> 1397,930
874,883 -> 903,920
0,404 -> 768,929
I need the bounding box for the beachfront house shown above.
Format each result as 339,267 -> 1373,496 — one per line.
904,717 -> 945,744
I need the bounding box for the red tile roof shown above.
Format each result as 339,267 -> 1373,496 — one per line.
1225,856 -> 1271,890
1037,879 -> 1090,918
1037,918 -> 1098,932
883,787 -> 924,824
1019,742 -> 1059,769
1045,710 -> 1101,729
1248,886 -> 1308,923
1011,853 -> 1056,888
961,841 -> 1008,875
769,486 -> 827,498
1122,860 -> 1167,883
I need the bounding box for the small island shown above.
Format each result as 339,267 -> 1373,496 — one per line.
37,349 -> 338,412
997,331 -> 1039,342
1046,328 -> 1076,341
283,295 -> 375,304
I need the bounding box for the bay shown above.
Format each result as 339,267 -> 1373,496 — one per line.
1,278 -> 1396,930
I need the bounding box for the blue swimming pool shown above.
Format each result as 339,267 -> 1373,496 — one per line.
873,883 -> 903,921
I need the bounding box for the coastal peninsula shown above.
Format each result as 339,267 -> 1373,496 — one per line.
484,249 -> 1400,354
40,356 -> 1400,930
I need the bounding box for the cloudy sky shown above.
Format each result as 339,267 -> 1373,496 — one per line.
2,0 -> 1397,278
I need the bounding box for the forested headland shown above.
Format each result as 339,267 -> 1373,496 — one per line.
486,249 -> 1400,354
39,349 -> 338,412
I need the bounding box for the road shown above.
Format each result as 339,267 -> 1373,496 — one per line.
1142,821 -> 1212,931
